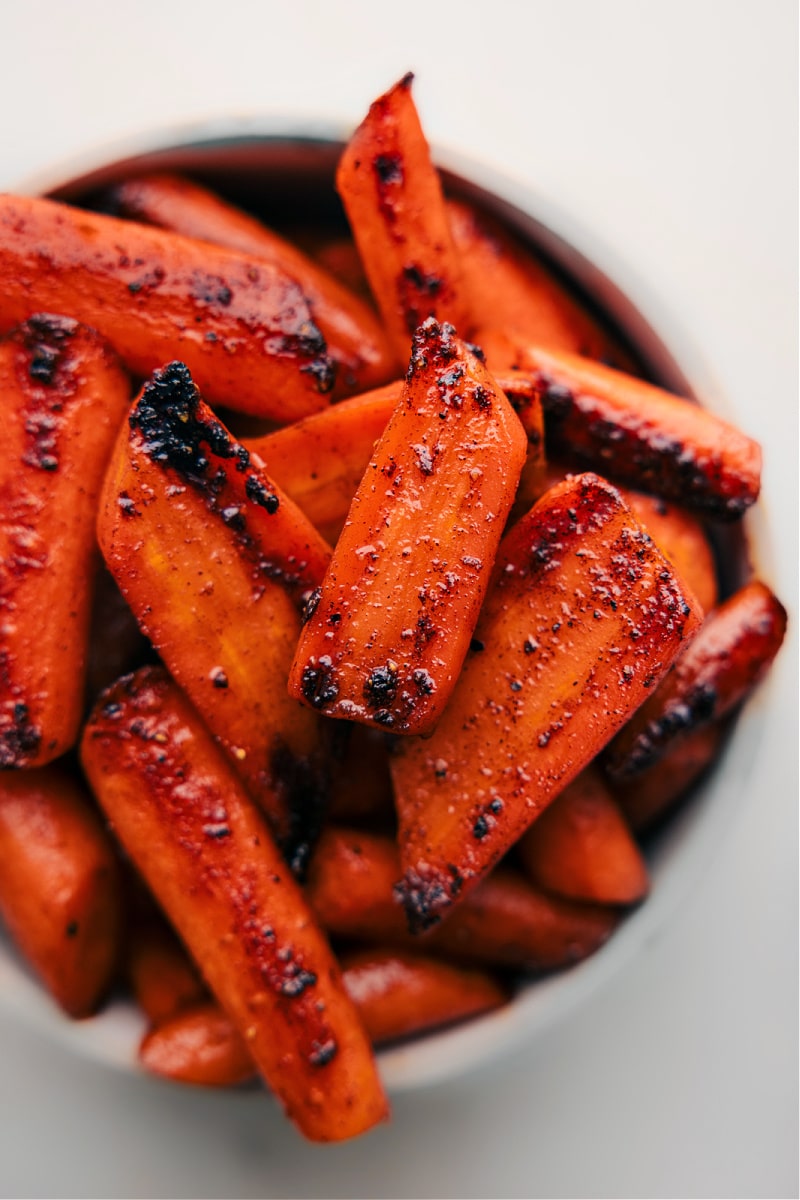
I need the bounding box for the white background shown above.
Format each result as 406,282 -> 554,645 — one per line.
0,2 -> 797,1196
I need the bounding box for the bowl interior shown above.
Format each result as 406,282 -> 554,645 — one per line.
0,132 -> 760,1093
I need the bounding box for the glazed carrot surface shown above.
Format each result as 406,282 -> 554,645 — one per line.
81,667 -> 388,1142
140,1002 -> 257,1088
107,172 -> 395,395
0,193 -> 346,421
0,765 -> 122,1017
306,827 -> 618,971
392,473 -> 702,928
605,580 -> 786,780
517,767 -> 649,905
614,723 -> 727,833
289,320 -> 527,734
337,73 -> 471,361
0,315 -> 130,766
98,362 -> 331,864
127,921 -> 206,1025
477,333 -> 762,519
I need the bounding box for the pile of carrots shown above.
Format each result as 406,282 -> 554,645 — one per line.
0,74 -> 786,1142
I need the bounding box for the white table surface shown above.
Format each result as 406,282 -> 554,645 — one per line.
0,2 -> 796,1197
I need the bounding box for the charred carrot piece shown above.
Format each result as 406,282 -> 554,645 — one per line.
127,920 -> 207,1025
0,765 -> 123,1017
247,380 -> 403,543
618,491 -> 718,615
139,948 -> 505,1087
614,723 -> 726,833
341,948 -> 506,1046
140,1002 -> 257,1088
605,580 -> 786,780
98,363 -> 331,866
0,193 -> 346,421
81,667 -> 388,1142
288,320 -> 527,735
476,332 -> 762,519
336,74 -> 471,362
246,368 -> 541,545
106,173 -> 395,394
447,198 -> 619,362
306,827 -> 618,971
392,472 -> 702,928
517,767 -> 648,905
0,315 -> 130,766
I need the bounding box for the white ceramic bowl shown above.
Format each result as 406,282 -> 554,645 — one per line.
0,121 -> 773,1093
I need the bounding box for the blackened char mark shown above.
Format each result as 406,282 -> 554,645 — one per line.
0,700 -> 42,767
394,862 -> 463,933
271,742 -> 330,881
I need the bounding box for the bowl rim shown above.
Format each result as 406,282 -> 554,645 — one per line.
1,121 -> 778,1095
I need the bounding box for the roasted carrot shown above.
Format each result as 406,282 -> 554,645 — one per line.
288,319 -> 527,734
138,949 -> 505,1087
614,723 -> 727,833
476,332 -> 762,519
106,173 -> 395,395
0,315 -> 130,766
310,232 -> 374,304
392,472 -> 702,928
341,948 -> 506,1046
140,1003 -> 257,1088
246,368 -> 543,545
517,767 -> 649,905
247,380 -> 403,543
0,765 -> 122,1017
0,193 -> 352,421
336,73 -> 470,361
81,667 -> 388,1142
447,198 -> 618,361
127,921 -> 207,1025
618,491 -> 718,615
306,827 -> 618,971
605,580 -> 786,780
98,362 -> 331,866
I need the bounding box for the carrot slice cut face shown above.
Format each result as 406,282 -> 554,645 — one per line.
336,73 -> 471,362
392,472 -> 703,928
81,667 -> 388,1142
0,315 -> 130,766
98,362 -> 331,867
288,319 -> 527,734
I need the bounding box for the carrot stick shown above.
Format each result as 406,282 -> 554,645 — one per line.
605,580 -> 787,780
0,193 -> 349,421
392,472 -> 703,928
306,827 -> 618,971
0,765 -> 122,1017
247,380 -> 403,542
97,362 -> 331,866
447,198 -> 620,362
476,332 -> 762,519
81,666 -> 388,1142
106,172 -> 396,393
140,1003 -> 257,1088
288,319 -> 527,735
138,948 -> 506,1087
245,367 -> 542,544
341,948 -> 506,1045
127,921 -> 207,1025
336,73 -> 471,361
614,723 -> 726,833
517,767 -> 649,905
0,315 -> 130,766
